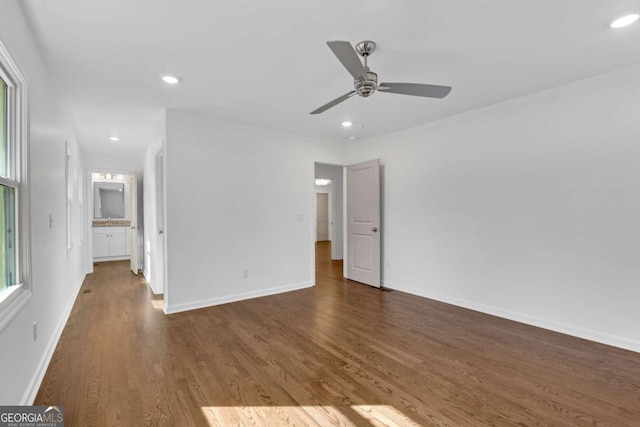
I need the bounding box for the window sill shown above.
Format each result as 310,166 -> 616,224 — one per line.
0,285 -> 32,331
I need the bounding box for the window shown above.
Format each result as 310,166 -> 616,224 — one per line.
0,78 -> 11,289
0,39 -> 30,330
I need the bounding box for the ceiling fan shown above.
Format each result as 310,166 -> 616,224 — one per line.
310,40 -> 452,114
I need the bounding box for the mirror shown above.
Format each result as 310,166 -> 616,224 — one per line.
94,182 -> 125,219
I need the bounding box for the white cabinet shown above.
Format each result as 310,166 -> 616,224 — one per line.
93,226 -> 129,259
93,233 -> 110,258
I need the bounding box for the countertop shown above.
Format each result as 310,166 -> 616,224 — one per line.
92,220 -> 130,227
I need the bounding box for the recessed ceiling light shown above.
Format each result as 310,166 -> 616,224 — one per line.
348,136 -> 358,140
109,136 -> 120,142
162,75 -> 181,84
342,121 -> 353,128
610,13 -> 639,29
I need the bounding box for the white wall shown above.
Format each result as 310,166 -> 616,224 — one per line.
0,1 -> 86,404
164,110 -> 346,313
84,151 -> 142,174
351,63 -> 640,352
315,163 -> 344,260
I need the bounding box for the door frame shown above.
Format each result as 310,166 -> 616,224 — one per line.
129,173 -> 139,274
314,189 -> 331,242
312,161 -> 357,281
155,147 -> 168,309
311,162 -> 344,284
311,160 -> 381,286
85,167 -> 138,274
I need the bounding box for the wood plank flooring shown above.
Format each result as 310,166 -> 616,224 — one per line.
35,242 -> 640,426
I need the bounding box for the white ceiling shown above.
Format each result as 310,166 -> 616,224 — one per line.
19,0 -> 640,157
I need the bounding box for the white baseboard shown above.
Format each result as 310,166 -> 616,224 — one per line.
142,269 -> 162,295
383,281 -> 640,354
21,273 -> 86,404
165,281 -> 314,315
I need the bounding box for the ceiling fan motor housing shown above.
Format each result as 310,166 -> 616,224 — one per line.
355,70 -> 378,97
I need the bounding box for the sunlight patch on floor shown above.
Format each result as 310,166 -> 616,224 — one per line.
150,299 -> 164,310
201,405 -> 353,426
351,404 -> 422,426
201,404 -> 419,426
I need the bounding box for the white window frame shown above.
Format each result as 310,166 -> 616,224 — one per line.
0,39 -> 31,331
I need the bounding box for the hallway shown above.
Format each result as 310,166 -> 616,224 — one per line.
314,240 -> 342,284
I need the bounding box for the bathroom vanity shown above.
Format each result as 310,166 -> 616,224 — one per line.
92,222 -> 131,260
92,180 -> 132,261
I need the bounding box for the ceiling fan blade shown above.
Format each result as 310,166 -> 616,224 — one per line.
327,41 -> 368,80
379,82 -> 452,99
310,91 -> 357,114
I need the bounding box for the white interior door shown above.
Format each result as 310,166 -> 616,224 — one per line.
155,151 -> 165,295
316,193 -> 329,241
129,174 -> 138,274
346,159 -> 381,287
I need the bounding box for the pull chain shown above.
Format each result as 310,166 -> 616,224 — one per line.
361,96 -> 365,131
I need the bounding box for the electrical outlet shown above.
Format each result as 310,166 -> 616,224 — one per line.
296,214 -> 304,222
242,268 -> 249,279
33,321 -> 38,342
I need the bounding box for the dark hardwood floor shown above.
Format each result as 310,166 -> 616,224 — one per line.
35,242 -> 640,426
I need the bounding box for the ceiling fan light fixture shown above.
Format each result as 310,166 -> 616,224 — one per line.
342,121 -> 353,128
610,13 -> 639,28
161,75 -> 181,84
310,40 -> 452,115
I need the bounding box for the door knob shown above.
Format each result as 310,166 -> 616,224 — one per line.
372,227 -> 379,232
158,230 -> 164,235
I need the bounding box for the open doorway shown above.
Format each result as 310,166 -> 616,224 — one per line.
314,162 -> 345,282
314,159 -> 382,288
88,169 -> 140,274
